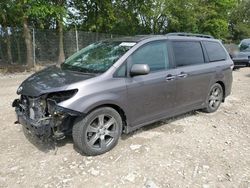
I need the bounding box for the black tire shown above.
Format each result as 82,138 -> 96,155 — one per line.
203,83 -> 223,113
72,107 -> 122,156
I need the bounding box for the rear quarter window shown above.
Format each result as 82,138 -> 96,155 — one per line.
203,41 -> 227,62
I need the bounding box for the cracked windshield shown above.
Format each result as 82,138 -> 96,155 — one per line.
62,41 -> 136,73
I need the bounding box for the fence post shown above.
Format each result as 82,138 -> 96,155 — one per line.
32,28 -> 36,66
75,27 -> 79,51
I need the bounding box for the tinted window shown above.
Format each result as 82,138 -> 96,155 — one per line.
130,41 -> 169,72
172,41 -> 204,67
204,41 -> 227,62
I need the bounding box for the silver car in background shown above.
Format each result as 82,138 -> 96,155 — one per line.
232,39 -> 250,68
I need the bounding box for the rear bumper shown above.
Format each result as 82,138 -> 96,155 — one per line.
233,58 -> 250,68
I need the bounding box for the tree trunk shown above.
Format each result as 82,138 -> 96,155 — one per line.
6,30 -> 13,64
16,36 -> 22,64
23,17 -> 33,69
57,21 -> 65,64
2,26 -> 13,64
0,39 -> 5,65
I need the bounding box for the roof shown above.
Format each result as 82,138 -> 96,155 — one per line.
110,35 -> 159,42
110,33 -> 217,43
166,32 -> 214,39
241,39 -> 250,43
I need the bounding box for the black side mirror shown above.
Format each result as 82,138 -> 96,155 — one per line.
130,64 -> 150,77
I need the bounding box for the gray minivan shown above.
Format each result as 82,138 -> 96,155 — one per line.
13,33 -> 233,155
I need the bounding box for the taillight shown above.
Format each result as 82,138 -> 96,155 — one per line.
230,64 -> 234,70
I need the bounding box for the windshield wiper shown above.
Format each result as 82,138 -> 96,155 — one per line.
61,64 -> 101,75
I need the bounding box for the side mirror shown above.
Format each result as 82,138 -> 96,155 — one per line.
130,64 -> 150,77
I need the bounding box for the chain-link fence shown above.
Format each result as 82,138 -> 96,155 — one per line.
0,28 -> 26,65
0,28 -> 119,67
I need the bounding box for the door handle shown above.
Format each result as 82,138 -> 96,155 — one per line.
177,72 -> 188,78
165,74 -> 176,81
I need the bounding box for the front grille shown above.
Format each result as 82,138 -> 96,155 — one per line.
20,95 -> 46,121
20,95 -> 29,115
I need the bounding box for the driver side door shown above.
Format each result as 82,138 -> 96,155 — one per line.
126,40 -> 177,127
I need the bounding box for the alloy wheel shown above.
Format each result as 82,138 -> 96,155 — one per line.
86,114 -> 118,150
208,86 -> 223,110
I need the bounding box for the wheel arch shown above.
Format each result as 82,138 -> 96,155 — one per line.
215,80 -> 226,102
85,103 -> 128,132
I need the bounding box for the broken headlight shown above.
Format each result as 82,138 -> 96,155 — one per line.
46,89 -> 78,115
47,89 -> 78,104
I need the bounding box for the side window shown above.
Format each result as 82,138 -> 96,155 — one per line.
114,62 -> 127,77
172,41 -> 205,67
203,41 -> 227,62
130,41 -> 169,72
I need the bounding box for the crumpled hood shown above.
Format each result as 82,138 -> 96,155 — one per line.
18,65 -> 95,97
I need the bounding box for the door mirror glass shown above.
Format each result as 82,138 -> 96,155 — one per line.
130,64 -> 150,77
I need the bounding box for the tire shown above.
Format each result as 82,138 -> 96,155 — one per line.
72,107 -> 122,156
203,83 -> 223,113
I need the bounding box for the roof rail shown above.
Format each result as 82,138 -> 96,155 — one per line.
166,32 -> 214,39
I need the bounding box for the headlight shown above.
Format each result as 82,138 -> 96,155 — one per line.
47,89 -> 78,103
46,89 -> 78,115
17,86 -> 23,94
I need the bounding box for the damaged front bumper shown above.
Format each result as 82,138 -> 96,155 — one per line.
17,108 -> 52,138
12,98 -> 81,140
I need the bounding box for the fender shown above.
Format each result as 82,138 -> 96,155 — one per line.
58,92 -> 129,119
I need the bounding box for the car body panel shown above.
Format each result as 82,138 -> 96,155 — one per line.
18,66 -> 95,96
58,74 -> 128,116
126,69 -> 177,127
174,64 -> 214,111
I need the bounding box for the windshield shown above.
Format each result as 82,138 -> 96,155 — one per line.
61,41 -> 136,73
239,40 -> 250,52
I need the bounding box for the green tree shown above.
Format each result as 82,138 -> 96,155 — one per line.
0,0 -> 66,68
230,0 -> 250,42
165,0 -> 199,33
69,0 -> 115,33
0,0 -> 245,68
20,0 -> 66,67
0,0 -> 18,64
197,0 -> 237,39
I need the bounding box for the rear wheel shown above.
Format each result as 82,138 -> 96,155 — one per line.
203,83 -> 223,113
72,107 -> 122,156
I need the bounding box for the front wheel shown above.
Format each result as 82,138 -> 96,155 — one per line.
72,107 -> 122,156
203,83 -> 223,113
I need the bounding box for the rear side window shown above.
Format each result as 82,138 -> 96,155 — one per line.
203,41 -> 227,62
172,41 -> 204,67
130,41 -> 169,72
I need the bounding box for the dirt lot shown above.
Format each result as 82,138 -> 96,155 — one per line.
0,68 -> 250,188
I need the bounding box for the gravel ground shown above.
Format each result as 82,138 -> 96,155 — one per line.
0,68 -> 249,188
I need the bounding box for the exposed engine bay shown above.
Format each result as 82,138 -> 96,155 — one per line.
12,89 -> 80,140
